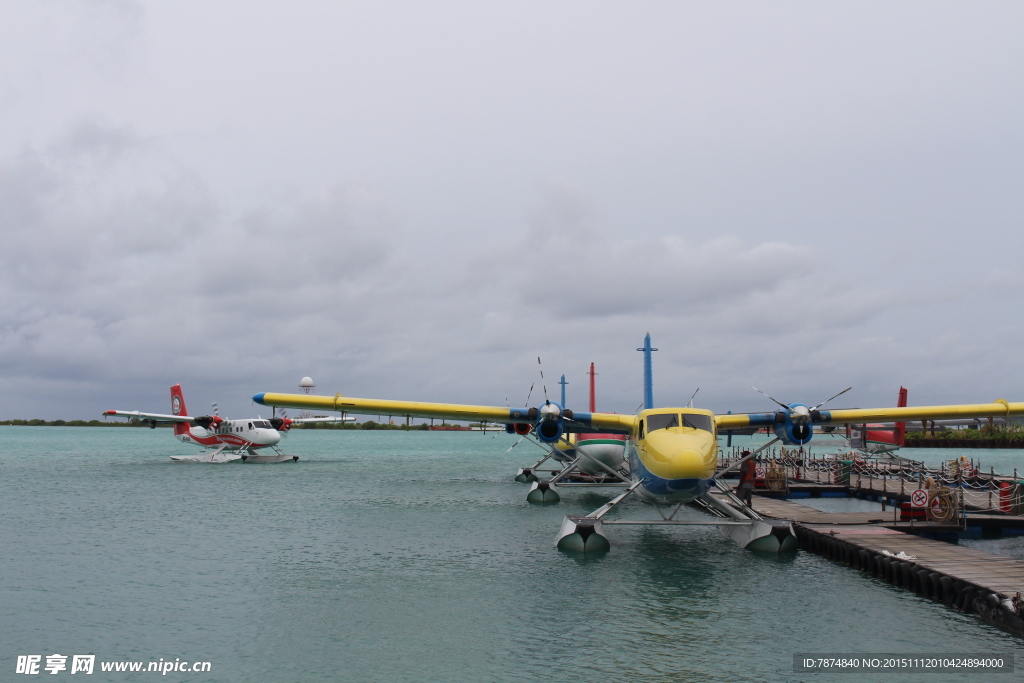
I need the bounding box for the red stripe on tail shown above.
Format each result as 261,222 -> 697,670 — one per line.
170,385 -> 190,436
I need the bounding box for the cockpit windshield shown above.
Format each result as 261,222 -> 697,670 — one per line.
253,420 -> 272,429
682,414 -> 713,432
646,414 -> 679,432
646,413 -> 713,433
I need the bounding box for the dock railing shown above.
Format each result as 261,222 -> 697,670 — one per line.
717,446 -> 1024,515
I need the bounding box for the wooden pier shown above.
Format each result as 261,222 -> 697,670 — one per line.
714,448 -> 1024,634
742,493 -> 1024,637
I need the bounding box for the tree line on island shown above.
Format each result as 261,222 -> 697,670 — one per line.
0,418 -> 486,431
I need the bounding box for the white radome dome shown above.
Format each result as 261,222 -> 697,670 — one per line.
299,377 -> 315,387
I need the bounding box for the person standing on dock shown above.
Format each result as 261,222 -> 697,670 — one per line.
737,451 -> 756,507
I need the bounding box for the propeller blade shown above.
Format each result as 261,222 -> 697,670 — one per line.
752,386 -> 791,412
688,387 -> 699,408
811,387 -> 853,411
497,397 -> 509,439
506,435 -> 526,452
538,356 -> 550,405
524,383 -> 534,408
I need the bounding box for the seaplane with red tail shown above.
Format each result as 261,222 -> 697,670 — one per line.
514,363 -> 631,504
252,334 -> 1024,553
845,387 -> 909,455
103,385 -> 353,463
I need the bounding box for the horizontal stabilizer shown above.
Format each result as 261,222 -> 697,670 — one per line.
103,410 -> 194,423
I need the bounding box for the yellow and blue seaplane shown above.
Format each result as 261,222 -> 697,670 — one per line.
253,335 -> 1024,553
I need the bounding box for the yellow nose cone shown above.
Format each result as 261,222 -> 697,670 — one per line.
639,430 -> 717,480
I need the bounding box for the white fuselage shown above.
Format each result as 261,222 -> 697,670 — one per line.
176,419 -> 282,450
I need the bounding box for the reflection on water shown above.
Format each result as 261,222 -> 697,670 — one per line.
961,535 -> 1024,560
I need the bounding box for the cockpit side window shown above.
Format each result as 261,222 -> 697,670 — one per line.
647,414 -> 679,432
681,414 -> 713,432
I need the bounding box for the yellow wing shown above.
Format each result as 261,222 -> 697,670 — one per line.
715,399 -> 1024,430
252,392 -> 636,432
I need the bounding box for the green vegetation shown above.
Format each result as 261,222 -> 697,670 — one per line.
905,425 -> 1024,447
905,425 -> 1024,441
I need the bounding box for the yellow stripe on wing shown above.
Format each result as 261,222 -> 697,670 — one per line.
586,413 -> 639,432
257,392 -> 639,431
715,413 -> 757,429
258,392 -> 513,422
824,400 -> 1024,424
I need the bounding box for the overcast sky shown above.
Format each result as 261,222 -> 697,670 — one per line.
1,2 -> 1022,420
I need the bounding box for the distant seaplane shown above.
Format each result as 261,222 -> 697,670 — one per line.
103,384 -> 354,463
514,363 -> 630,503
845,387 -> 908,455
253,335 -> 1024,552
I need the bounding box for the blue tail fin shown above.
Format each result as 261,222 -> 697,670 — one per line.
636,333 -> 658,410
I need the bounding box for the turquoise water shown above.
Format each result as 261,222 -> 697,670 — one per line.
2,427 -> 1021,682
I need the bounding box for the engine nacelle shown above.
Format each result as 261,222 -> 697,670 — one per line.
270,417 -> 293,432
193,415 -> 222,430
535,419 -> 563,443
772,404 -> 815,445
531,402 -> 566,443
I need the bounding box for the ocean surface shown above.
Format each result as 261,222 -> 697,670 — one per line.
2,427 -> 1022,682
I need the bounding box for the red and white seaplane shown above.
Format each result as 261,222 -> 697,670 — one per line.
103,384 -> 353,463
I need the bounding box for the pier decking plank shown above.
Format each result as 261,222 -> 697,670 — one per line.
748,496 -> 894,525
735,492 -> 1024,635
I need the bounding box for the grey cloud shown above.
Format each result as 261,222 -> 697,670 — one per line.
2,4 -> 1023,419
49,119 -> 143,162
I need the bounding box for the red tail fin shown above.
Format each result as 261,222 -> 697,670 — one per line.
170,385 -> 190,436
895,386 -> 908,446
